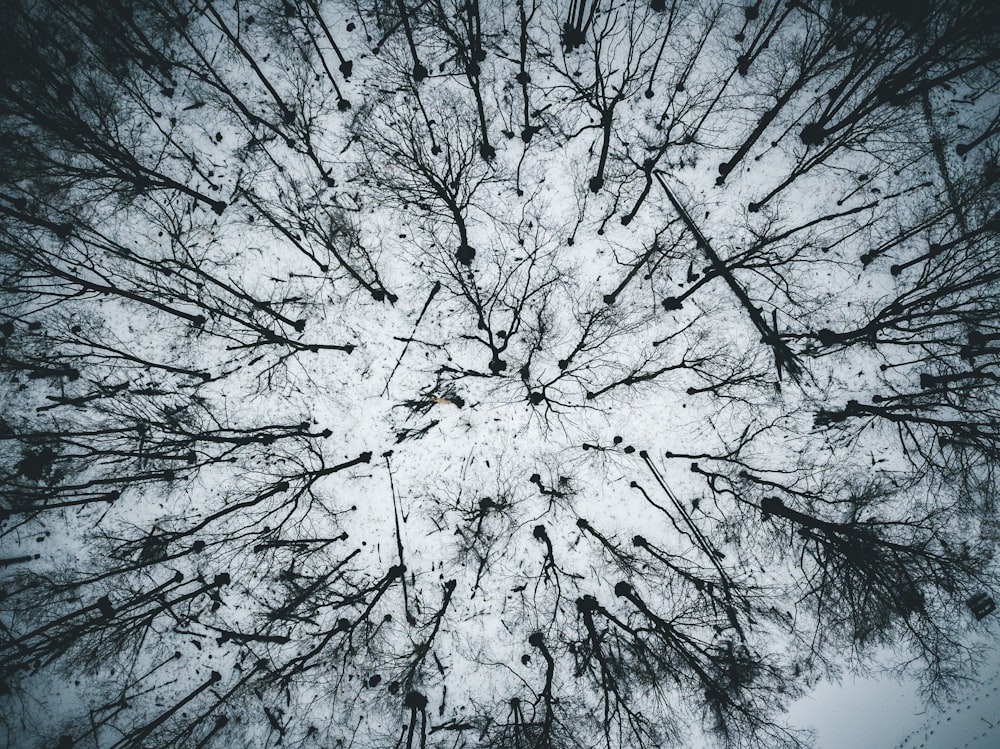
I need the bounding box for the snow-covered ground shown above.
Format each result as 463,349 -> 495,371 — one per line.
2,1 -> 999,748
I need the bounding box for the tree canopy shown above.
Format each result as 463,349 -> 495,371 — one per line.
2,1 -> 999,747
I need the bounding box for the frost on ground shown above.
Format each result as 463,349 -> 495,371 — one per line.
1,1 -> 1000,748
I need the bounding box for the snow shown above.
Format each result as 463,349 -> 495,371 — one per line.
2,1 -> 999,748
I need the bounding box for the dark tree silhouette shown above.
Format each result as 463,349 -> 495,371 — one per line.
2,1 -> 999,748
